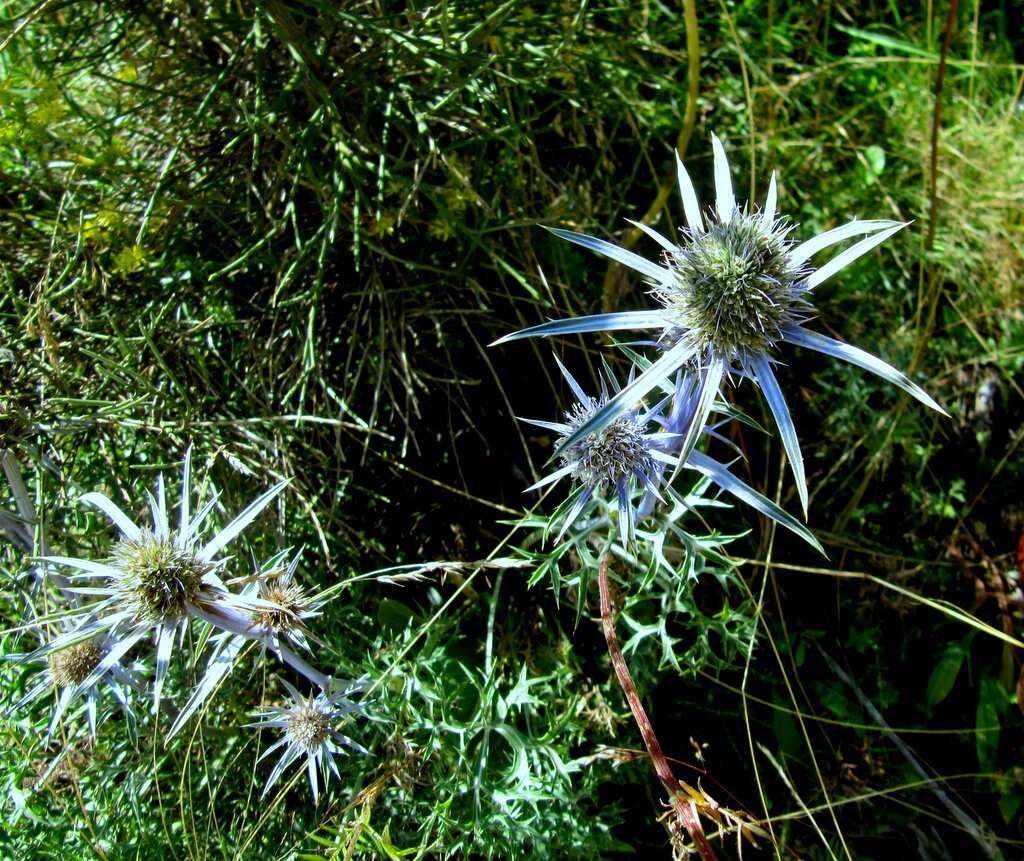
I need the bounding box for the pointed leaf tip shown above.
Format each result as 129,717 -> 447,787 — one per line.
710,134 -> 736,224
783,325 -> 948,416
751,354 -> 809,518
675,153 -> 705,233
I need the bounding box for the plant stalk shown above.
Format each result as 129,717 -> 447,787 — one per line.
597,555 -> 717,861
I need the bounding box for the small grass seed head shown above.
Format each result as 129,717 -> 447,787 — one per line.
112,530 -> 211,623
286,703 -> 331,752
656,212 -> 808,359
48,641 -> 104,688
559,399 -> 653,489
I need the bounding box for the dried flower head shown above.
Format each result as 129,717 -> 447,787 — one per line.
256,583 -> 305,630
244,549 -> 324,654
48,642 -> 104,688
12,629 -> 139,738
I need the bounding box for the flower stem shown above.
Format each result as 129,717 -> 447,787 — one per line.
597,554 -> 717,861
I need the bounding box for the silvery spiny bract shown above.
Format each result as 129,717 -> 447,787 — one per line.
641,370 -> 823,552
494,134 -> 946,516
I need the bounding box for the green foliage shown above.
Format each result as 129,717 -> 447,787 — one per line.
926,635 -> 971,709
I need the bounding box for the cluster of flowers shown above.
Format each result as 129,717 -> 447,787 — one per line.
7,449 -> 365,802
495,135 -> 945,541
5,135 -> 947,812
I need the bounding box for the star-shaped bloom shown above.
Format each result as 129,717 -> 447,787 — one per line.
244,549 -> 325,655
519,356 -> 673,546
9,626 -> 141,738
522,356 -> 822,552
493,135 -> 946,516
248,679 -> 367,803
35,448 -> 287,714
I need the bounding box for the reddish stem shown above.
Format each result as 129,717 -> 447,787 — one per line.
598,555 -> 718,861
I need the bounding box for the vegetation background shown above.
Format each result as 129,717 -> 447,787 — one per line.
1,0 -> 1022,858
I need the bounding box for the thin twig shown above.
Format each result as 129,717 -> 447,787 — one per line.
819,647 -> 997,858
597,555 -> 718,861
912,0 -> 960,375
925,0 -> 960,251
601,0 -> 700,313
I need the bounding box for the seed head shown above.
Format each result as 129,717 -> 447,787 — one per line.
286,704 -> 331,752
655,212 -> 808,359
112,530 -> 211,622
48,642 -> 104,688
560,399 -> 652,489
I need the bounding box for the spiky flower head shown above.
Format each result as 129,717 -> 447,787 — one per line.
256,579 -> 307,631
253,553 -> 315,631
38,447 -> 288,714
248,679 -> 367,803
12,628 -> 139,738
111,530 -> 212,623
48,641 -> 104,688
559,398 -> 654,491
654,210 -> 809,360
239,549 -> 324,656
286,701 -> 332,752
520,356 -> 674,546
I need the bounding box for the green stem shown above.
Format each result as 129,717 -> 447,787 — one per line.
601,0 -> 701,313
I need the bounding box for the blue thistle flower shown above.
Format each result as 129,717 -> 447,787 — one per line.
248,679 -> 367,803
493,135 -> 947,516
522,356 -> 822,552
519,356 -> 672,547
31,447 -> 297,718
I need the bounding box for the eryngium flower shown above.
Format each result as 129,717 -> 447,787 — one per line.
245,549 -> 324,654
248,679 -> 367,803
493,135 -> 946,515
37,448 -> 286,711
519,356 -> 674,545
10,629 -> 140,737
